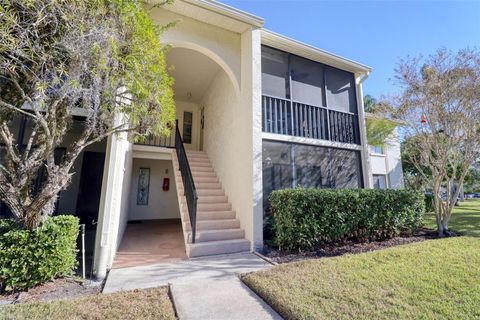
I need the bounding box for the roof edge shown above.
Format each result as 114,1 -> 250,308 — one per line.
261,29 -> 372,74
182,0 -> 265,28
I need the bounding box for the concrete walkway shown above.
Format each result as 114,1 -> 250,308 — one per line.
103,252 -> 282,320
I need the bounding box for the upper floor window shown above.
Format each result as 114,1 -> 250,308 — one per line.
290,56 -> 325,107
373,174 -> 387,189
261,46 -> 288,99
325,66 -> 357,113
370,144 -> 384,154
261,46 -> 358,114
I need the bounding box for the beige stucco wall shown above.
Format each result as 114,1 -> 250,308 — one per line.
150,7 -> 241,95
369,128 -> 404,189
370,154 -> 388,175
129,158 -> 180,220
199,27 -> 262,250
148,6 -> 262,249
93,126 -> 133,278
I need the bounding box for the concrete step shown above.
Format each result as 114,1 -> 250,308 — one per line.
178,187 -> 224,197
187,157 -> 211,163
192,167 -> 214,173
189,228 -> 245,242
193,176 -> 219,184
197,196 -> 228,204
197,202 -> 232,211
182,210 -> 236,220
187,239 -> 250,257
197,189 -> 225,196
186,150 -> 208,155
192,171 -> 217,178
176,170 -> 216,177
196,182 -> 222,190
189,162 -> 212,168
184,219 -> 240,231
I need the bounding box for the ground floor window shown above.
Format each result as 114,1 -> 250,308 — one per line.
373,174 -> 388,189
262,140 -> 363,240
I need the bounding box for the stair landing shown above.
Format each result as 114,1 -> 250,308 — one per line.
173,150 -> 250,258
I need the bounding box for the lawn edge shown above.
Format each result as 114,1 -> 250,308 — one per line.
167,283 -> 179,320
239,272 -> 291,320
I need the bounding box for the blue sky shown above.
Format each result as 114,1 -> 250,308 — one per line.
222,0 -> 480,99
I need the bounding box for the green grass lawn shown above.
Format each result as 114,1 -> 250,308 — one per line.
424,199 -> 480,237
243,237 -> 480,320
0,287 -> 176,320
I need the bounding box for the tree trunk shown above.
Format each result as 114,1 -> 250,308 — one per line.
438,217 -> 449,238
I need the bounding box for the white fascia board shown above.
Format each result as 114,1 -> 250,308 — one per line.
184,0 -> 265,27
261,29 -> 372,74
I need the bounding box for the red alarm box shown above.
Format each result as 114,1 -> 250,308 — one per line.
163,178 -> 170,191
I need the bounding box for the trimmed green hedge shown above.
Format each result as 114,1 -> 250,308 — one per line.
0,215 -> 79,292
270,188 -> 425,250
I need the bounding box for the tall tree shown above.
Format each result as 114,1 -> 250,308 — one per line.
391,48 -> 480,236
0,0 -> 175,229
363,94 -> 377,113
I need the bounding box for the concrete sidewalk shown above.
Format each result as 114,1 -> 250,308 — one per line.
103,252 -> 282,320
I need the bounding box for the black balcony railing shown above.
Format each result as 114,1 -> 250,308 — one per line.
262,95 -> 361,145
174,120 -> 198,243
134,131 -> 175,148
328,109 -> 360,145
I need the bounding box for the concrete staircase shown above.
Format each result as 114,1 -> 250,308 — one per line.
172,150 -> 250,258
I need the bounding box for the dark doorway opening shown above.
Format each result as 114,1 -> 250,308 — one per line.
75,152 -> 106,230
75,151 -> 106,277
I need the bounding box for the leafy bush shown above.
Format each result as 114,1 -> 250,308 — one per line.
424,193 -> 435,212
269,188 -> 425,250
0,215 -> 79,292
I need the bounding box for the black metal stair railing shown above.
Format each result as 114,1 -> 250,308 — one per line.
174,120 -> 198,243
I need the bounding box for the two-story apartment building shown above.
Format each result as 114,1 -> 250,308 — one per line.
1,0 -> 404,279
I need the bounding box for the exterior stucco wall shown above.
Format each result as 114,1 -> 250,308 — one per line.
128,159 -> 180,220
150,7 -> 241,94
370,155 -> 388,175
385,129 -> 404,189
201,70 -> 249,239
93,129 -> 133,278
149,7 -> 262,249
199,28 -> 261,250
369,128 -> 404,189
250,29 -> 263,250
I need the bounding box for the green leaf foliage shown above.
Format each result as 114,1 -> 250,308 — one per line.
269,188 -> 425,251
0,215 -> 79,292
366,117 -> 397,146
0,0 -> 175,138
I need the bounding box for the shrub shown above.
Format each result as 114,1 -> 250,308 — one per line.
269,188 -> 425,250
424,193 -> 435,212
0,215 -> 79,292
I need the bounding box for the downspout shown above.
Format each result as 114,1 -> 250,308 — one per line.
356,71 -> 373,188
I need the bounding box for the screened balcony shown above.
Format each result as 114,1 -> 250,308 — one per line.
261,46 -> 361,145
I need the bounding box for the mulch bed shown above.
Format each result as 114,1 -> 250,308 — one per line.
263,227 -> 445,264
0,277 -> 103,306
